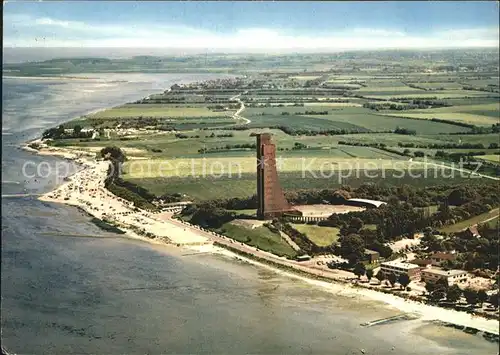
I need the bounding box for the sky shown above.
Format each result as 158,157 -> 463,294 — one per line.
3,1 -> 500,52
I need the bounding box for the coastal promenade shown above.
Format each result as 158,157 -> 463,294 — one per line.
169,216 -> 499,335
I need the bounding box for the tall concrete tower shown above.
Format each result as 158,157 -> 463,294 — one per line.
256,133 -> 297,220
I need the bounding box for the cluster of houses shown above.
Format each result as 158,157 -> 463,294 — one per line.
64,127 -> 100,139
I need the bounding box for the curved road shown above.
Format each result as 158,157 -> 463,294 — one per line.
230,92 -> 251,124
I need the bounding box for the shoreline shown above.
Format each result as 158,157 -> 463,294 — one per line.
16,72 -> 499,337
22,141 -> 500,337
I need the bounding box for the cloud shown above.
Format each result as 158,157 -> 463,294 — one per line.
435,27 -> 500,41
351,28 -> 406,37
35,17 -> 77,28
3,13 -> 499,50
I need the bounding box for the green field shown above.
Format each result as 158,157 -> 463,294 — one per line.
291,224 -> 340,246
90,104 -> 235,119
124,169 -> 494,201
418,133 -> 499,146
362,90 -> 500,100
335,133 -> 448,146
438,208 -> 500,234
123,157 -> 429,179
304,102 -> 363,107
289,75 -> 322,80
357,85 -> 424,96
414,82 -> 465,90
220,222 -> 297,258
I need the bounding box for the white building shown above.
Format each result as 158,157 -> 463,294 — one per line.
347,198 -> 387,208
421,268 -> 468,285
380,260 -> 421,280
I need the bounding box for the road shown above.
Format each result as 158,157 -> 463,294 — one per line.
230,92 -> 251,124
479,213 -> 500,225
166,215 -> 354,282
424,160 -> 500,181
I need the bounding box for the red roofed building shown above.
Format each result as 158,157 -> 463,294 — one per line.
429,252 -> 457,266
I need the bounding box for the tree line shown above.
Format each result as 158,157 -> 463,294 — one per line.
100,146 -> 157,211
198,143 -> 256,154
43,125 -> 94,140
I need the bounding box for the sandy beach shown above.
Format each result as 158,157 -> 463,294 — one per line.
28,142 -> 499,336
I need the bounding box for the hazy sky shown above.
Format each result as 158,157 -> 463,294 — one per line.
4,1 -> 499,51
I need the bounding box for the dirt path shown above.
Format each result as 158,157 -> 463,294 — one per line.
231,92 -> 251,124
279,230 -> 301,251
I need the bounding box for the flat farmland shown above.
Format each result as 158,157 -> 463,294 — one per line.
383,112 -> 497,126
383,112 -> 498,126
246,106 -> 471,133
304,102 -> 363,107
303,110 -> 471,133
289,75 -> 322,80
325,79 -> 366,84
122,156 -> 425,179
428,102 -> 500,117
462,78 -> 499,87
363,90 -> 500,100
413,82 -> 464,90
125,169 -> 494,201
418,133 -> 500,146
89,104 -> 235,119
335,133 -> 450,146
443,97 -> 500,106
357,84 -> 424,95
247,113 -> 371,132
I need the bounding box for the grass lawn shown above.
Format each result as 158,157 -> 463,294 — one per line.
475,155 -> 500,164
219,222 -> 297,258
291,224 -> 340,246
439,208 -> 500,234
